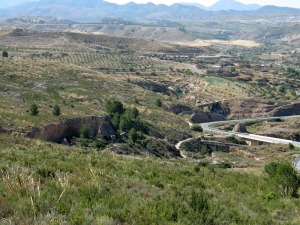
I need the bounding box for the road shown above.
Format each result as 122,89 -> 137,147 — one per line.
200,115 -> 300,171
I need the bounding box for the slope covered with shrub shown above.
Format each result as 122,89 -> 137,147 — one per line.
0,135 -> 300,224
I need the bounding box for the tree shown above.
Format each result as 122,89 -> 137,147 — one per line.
104,100 -> 124,115
128,128 -> 138,144
155,98 -> 162,107
124,107 -> 139,119
111,112 -> 121,130
119,116 -> 132,132
2,51 -> 8,58
29,103 -> 39,116
52,105 -> 61,116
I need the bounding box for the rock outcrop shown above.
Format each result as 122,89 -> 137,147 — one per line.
0,126 -> 11,134
98,122 -> 115,140
131,80 -> 169,95
190,111 -> 225,123
208,102 -> 226,116
271,102 -> 300,117
27,115 -> 114,142
232,123 -> 248,133
168,104 -> 193,115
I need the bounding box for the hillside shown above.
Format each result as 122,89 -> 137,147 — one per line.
1,134 -> 300,224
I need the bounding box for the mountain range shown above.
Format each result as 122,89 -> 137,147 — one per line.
181,0 -> 261,11
0,0 -> 299,22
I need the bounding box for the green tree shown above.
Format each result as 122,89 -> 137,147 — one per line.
29,103 -> 39,116
124,107 -> 139,119
52,105 -> 61,116
119,116 -> 132,132
2,51 -> 8,58
111,112 -> 121,130
128,128 -> 138,144
104,100 -> 124,115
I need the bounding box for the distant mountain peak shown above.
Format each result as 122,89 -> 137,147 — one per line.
208,0 -> 261,11
179,2 -> 206,9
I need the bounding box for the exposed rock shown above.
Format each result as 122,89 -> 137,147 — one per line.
131,80 -> 169,95
208,102 -> 226,116
222,98 -> 280,118
168,104 -> 193,115
0,126 -> 11,134
190,111 -> 224,123
232,123 -> 248,133
61,138 -> 70,146
271,102 -> 300,117
98,122 -> 115,140
27,115 -> 110,142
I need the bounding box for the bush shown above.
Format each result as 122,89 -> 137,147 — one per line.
111,112 -> 121,130
52,104 -> 61,116
191,125 -> 203,132
128,128 -> 138,144
264,162 -> 300,197
105,100 -> 124,115
155,98 -> 162,107
29,103 -> 39,116
2,51 -> 8,58
124,107 -> 139,119
94,140 -> 106,149
80,125 -> 90,138
119,116 -> 133,132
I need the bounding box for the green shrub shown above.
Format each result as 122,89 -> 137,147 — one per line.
124,107 -> 139,119
52,104 -> 61,116
29,103 -> 39,116
191,125 -> 203,132
2,51 -> 8,58
111,112 -> 121,130
264,162 -> 300,197
155,98 -> 162,107
80,125 -> 90,138
94,140 -> 106,149
119,116 -> 132,132
128,128 -> 138,144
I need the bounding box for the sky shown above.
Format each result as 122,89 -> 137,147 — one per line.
1,0 -> 300,9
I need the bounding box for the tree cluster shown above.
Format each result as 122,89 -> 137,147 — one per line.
105,100 -> 148,144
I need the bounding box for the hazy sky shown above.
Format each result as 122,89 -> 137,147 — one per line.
106,0 -> 300,8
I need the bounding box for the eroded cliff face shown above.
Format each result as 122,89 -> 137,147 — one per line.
271,102 -> 300,117
26,115 -> 112,142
